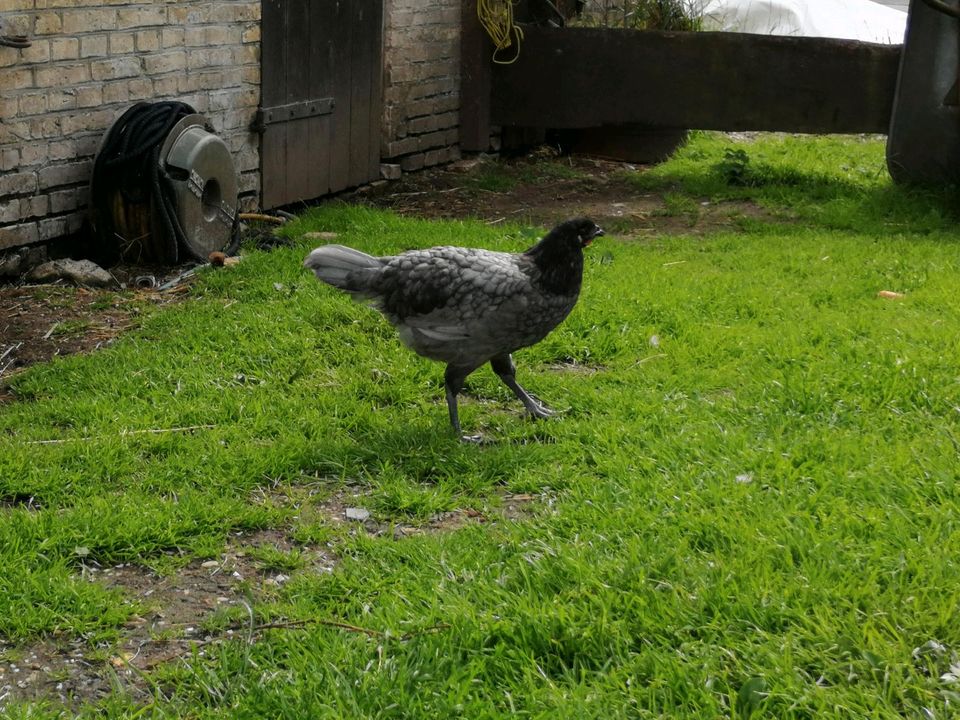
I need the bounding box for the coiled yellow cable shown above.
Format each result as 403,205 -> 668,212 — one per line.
477,0 -> 524,64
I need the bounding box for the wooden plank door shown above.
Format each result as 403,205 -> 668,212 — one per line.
259,0 -> 383,209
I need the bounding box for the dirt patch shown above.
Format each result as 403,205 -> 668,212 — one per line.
0,528 -> 335,709
0,275 -> 193,398
363,150 -> 769,237
0,482 -> 537,710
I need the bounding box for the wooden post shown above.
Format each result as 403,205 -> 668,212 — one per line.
459,0 -> 492,152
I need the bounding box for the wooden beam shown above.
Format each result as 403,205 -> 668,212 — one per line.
460,0 -> 492,151
491,27 -> 901,134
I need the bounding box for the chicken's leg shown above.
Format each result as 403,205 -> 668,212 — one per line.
444,364 -> 482,441
490,354 -> 555,419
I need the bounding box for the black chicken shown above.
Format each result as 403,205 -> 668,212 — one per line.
304,217 -> 604,437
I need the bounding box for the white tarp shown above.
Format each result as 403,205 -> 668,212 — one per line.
699,0 -> 907,43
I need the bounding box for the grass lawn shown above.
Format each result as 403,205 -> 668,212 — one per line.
2,133 -> 960,717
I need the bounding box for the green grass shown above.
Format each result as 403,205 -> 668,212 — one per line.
3,133 -> 960,717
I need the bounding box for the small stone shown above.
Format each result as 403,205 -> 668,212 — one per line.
303,231 -> 339,241
200,560 -> 220,569
345,507 -> 370,521
0,251 -> 23,277
26,259 -> 114,287
380,163 -> 402,181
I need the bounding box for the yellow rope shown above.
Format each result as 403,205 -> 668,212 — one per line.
477,0 -> 524,64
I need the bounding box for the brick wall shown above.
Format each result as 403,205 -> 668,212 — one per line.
0,0 -> 262,253
381,0 -> 463,173
0,0 -> 472,256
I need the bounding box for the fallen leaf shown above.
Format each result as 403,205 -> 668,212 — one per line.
877,290 -> 905,299
110,652 -> 134,668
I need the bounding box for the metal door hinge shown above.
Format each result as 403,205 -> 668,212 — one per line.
252,97 -> 336,132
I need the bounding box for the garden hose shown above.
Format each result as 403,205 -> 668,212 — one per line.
91,101 -> 240,264
477,0 -> 524,64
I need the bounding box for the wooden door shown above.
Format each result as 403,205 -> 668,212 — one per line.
259,0 -> 383,209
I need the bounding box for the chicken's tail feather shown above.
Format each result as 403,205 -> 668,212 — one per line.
304,244 -> 383,292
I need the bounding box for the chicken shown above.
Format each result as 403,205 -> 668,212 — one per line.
303,217 -> 604,437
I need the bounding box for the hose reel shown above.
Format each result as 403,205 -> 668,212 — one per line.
91,101 -> 239,264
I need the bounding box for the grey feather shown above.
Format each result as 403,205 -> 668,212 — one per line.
303,244 -> 383,291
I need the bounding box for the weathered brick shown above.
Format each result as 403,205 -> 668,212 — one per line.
33,11 -> 62,35
142,51 -> 186,75
135,30 -> 160,52
20,142 -> 50,168
60,109 -> 113,135
0,148 -> 20,172
18,93 -> 48,116
242,25 -> 260,44
20,40 -> 51,64
238,171 -> 258,194
50,37 -> 80,61
417,130 -> 448,151
38,216 -> 69,242
35,63 -> 89,87
206,26 -> 241,46
102,80 -> 130,103
400,153 -> 425,172
0,122 -> 30,146
186,47 -> 233,70
167,6 -> 210,24
210,3 -> 260,23
76,85 -> 103,108
62,8 -> 116,33
0,48 -> 19,69
162,27 -> 185,48
19,194 -> 49,220
110,32 -> 135,55
90,56 -> 140,81
0,67 -> 33,91
184,26 -> 205,46
80,34 -> 109,58
117,7 -> 166,30
0,199 -> 20,225
46,89 -> 78,113
0,171 -> 38,197
153,75 -> 178,97
1,14 -> 30,37
49,188 -> 81,213
386,137 -> 418,158
232,44 -> 258,66
0,223 -> 39,251
28,116 -> 61,140
47,140 -> 78,163
127,77 -> 154,100
38,161 -> 91,190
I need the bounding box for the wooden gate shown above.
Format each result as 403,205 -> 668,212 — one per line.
259,0 -> 383,209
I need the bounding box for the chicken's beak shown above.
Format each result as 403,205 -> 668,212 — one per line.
582,227 -> 604,247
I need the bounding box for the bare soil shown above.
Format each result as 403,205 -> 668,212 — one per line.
0,478 -> 537,709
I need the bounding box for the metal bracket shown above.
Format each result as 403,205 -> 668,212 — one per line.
253,97 -> 336,132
